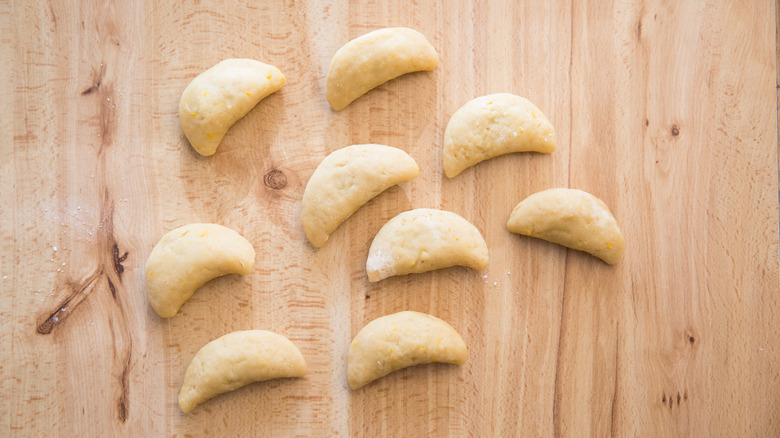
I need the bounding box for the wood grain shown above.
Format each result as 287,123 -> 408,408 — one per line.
1,0 -> 778,436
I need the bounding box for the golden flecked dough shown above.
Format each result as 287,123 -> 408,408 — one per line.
347,311 -> 467,390
179,59 -> 285,156
326,27 -> 438,110
179,330 -> 307,413
506,188 -> 625,264
302,144 -> 420,248
145,223 -> 255,318
366,208 -> 488,282
443,93 -> 556,177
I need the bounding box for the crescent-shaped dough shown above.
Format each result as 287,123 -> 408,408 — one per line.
326,27 -> 438,110
302,144 -> 420,247
366,209 -> 489,282
179,58 -> 286,156
347,311 -> 467,390
179,330 -> 307,413
506,188 -> 625,264
145,223 -> 255,318
443,93 -> 556,177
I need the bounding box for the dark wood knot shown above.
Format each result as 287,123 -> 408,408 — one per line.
264,169 -> 287,190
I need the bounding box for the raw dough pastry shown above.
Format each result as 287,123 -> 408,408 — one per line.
179,58 -> 285,156
145,223 -> 255,318
366,208 -> 488,282
326,27 -> 438,110
179,330 -> 307,413
347,311 -> 467,390
302,144 -> 420,247
443,93 -> 556,177
506,188 -> 625,264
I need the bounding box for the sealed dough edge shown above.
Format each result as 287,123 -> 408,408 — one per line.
443,93 -> 556,178
179,58 -> 286,156
347,311 -> 467,390
326,27 -> 438,110
145,223 -> 255,318
506,188 -> 625,264
301,144 -> 420,247
179,330 -> 307,413
366,208 -> 489,282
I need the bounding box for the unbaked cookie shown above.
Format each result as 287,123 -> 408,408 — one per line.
443,93 -> 556,177
348,311 -> 467,390
326,28 -> 438,110
302,144 -> 419,247
179,59 -> 285,156
366,209 -> 488,281
145,223 -> 255,318
179,330 -> 306,413
507,188 -> 625,264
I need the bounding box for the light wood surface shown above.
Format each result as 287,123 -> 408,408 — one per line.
2,0 -> 778,436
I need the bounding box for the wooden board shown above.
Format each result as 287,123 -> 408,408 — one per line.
2,0 -> 778,436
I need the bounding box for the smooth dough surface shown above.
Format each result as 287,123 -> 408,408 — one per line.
506,188 -> 625,264
179,330 -> 307,413
443,93 -> 556,177
347,311 -> 467,390
326,27 -> 438,110
302,144 -> 420,247
366,208 -> 488,282
179,58 -> 285,156
145,223 -> 255,318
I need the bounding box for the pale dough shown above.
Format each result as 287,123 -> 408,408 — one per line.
347,311 -> 467,390
443,93 -> 556,177
366,208 -> 489,282
326,27 -> 438,110
145,223 -> 255,318
506,188 -> 625,264
179,330 -> 307,413
302,144 -> 420,247
179,58 -> 285,156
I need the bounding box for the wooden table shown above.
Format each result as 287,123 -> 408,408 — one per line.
2,0 -> 778,436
